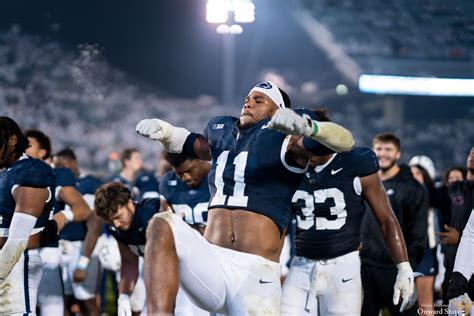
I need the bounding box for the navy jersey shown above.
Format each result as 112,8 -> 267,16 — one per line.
205,112 -> 316,232
0,155 -> 55,236
53,167 -> 77,214
135,170 -> 160,199
59,174 -> 102,241
292,147 -> 379,259
107,198 -> 160,257
160,170 -> 210,225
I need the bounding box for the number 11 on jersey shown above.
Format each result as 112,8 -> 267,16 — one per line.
210,151 -> 249,208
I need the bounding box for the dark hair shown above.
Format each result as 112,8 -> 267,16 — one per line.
311,108 -> 331,122
164,151 -> 191,168
443,166 -> 467,184
279,88 -> 292,109
120,148 -> 140,165
372,132 -> 401,151
24,129 -> 52,159
94,182 -> 131,220
55,148 -> 77,161
0,116 -> 29,160
411,164 -> 435,206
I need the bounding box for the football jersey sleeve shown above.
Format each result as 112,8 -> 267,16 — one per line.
14,160 -> 55,188
352,147 -> 380,177
54,167 -> 77,187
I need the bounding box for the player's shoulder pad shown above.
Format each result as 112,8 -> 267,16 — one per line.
82,174 -> 103,187
13,158 -> 55,188
78,174 -> 103,193
350,146 -> 379,177
206,116 -> 239,128
54,167 -> 77,187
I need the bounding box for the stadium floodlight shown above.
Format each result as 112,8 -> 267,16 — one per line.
229,24 -> 243,34
233,0 -> 255,23
359,74 -> 474,97
216,24 -> 243,34
216,24 -> 231,34
206,0 -> 231,24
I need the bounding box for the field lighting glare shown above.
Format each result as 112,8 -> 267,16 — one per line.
206,0 -> 255,26
206,0 -> 230,24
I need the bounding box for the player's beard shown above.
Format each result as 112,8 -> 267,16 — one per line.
379,158 -> 398,172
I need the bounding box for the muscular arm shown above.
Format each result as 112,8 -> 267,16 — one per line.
73,212 -> 103,282
361,173 -> 409,264
13,186 -> 49,218
82,212 -> 103,258
191,136 -> 211,161
0,187 -> 48,281
55,186 -> 92,230
118,242 -> 139,295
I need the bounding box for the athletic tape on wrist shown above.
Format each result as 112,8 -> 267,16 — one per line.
60,209 -> 74,223
77,255 -> 90,270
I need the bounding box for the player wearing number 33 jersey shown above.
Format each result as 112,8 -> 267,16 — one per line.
136,81 -> 355,315
282,140 -> 416,314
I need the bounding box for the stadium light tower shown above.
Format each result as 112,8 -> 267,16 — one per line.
206,0 -> 255,105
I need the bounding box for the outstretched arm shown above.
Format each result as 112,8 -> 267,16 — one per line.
136,119 -> 211,160
267,108 -> 354,152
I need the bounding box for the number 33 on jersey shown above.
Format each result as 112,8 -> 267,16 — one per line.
291,147 -> 379,259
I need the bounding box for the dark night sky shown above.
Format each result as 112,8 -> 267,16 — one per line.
0,0 -> 341,99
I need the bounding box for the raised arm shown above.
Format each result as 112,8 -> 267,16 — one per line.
136,119 -> 211,160
267,108 -> 355,152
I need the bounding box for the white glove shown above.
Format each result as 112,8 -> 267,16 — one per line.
135,118 -> 190,153
267,108 -> 315,137
448,293 -> 473,314
393,262 -> 415,312
118,294 -> 132,316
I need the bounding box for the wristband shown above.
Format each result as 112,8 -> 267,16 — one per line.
76,255 -> 90,270
60,209 -> 74,223
310,119 -> 319,137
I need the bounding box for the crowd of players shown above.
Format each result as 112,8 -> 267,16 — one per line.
1,81 -> 473,315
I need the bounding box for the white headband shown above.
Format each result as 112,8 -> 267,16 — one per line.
249,81 -> 285,109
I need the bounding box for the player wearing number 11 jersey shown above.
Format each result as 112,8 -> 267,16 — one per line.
136,81 -> 355,315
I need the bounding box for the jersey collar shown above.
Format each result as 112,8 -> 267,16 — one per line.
314,153 -> 337,173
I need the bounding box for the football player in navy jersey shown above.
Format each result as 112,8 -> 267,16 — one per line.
25,129 -> 92,315
161,151 -> 211,315
136,81 -> 355,315
54,148 -> 103,316
0,117 -> 55,315
94,182 -> 162,316
161,151 -> 211,232
111,148 -> 160,200
282,109 -> 415,315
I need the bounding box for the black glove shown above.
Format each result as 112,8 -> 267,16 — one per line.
39,220 -> 59,246
446,272 -> 469,300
